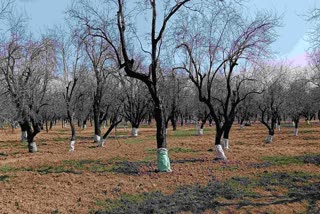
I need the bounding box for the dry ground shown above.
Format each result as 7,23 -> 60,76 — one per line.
0,121 -> 319,213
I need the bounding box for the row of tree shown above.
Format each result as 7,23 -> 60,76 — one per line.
0,0 -> 319,172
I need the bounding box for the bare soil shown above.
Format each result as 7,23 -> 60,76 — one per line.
0,121 -> 319,213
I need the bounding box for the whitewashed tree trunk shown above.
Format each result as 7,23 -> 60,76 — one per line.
292,121 -> 295,127
69,140 -> 75,151
131,128 -> 138,137
20,131 -> 27,142
240,124 -> 244,129
197,127 -> 203,136
278,125 -> 281,131
28,142 -> 38,153
215,144 -> 227,160
94,135 -> 100,143
307,120 -> 310,125
265,135 -> 273,143
294,128 -> 299,136
99,138 -> 105,147
165,128 -> 168,135
83,124 -> 87,129
223,138 -> 229,150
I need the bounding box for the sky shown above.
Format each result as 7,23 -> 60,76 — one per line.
15,0 -> 320,67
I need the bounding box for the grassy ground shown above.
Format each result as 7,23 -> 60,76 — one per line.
0,121 -> 319,213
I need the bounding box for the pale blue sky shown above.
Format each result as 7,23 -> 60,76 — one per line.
16,0 -> 319,66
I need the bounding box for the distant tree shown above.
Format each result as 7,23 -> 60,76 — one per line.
258,64 -> 287,143
121,76 -> 151,137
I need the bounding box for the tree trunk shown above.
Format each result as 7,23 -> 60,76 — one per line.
93,103 -> 101,142
154,104 -> 171,172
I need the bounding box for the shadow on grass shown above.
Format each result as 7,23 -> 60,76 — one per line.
94,171 -> 320,214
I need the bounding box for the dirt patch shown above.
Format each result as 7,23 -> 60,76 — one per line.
0,122 -> 319,213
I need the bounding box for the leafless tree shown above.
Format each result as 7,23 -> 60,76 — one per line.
175,4 -> 278,159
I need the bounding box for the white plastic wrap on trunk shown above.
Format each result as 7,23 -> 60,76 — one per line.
215,145 -> 227,160
94,135 -> 100,142
99,138 -> 105,147
20,131 -> 27,142
275,124 -> 278,129
69,140 -> 75,151
29,142 -> 38,152
292,122 -> 295,127
278,125 -> 281,131
294,128 -> 299,136
131,128 -> 138,137
198,128 -> 203,136
83,124 -> 87,129
307,120 -> 310,125
266,135 -> 273,143
223,138 -> 229,150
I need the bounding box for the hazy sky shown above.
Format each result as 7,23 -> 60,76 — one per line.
16,0 -> 320,67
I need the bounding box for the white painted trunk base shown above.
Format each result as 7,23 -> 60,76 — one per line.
292,122 -> 295,127
278,125 -> 281,132
294,128 -> 299,136
69,141 -> 75,151
131,128 -> 138,137
215,145 -> 227,160
307,120 -> 310,125
94,135 -> 100,142
99,139 -> 105,147
20,131 -> 27,142
198,128 -> 203,136
29,142 -> 38,153
240,124 -> 244,129
223,138 -> 229,150
266,135 -> 273,143
83,124 -> 87,129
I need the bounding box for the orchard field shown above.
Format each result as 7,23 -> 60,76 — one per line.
0,122 -> 319,214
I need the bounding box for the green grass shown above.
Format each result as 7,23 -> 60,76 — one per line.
299,129 -> 318,133
170,129 -> 197,137
0,165 -> 15,172
262,156 -> 303,166
0,175 -> 10,182
124,138 -> 145,144
145,147 -> 198,154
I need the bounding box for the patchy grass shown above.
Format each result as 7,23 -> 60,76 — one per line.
123,138 -> 145,144
261,154 -> 320,166
299,129 -> 318,133
145,147 -> 198,154
94,171 -> 320,213
53,137 -> 69,142
0,175 -> 10,182
261,156 -> 303,166
170,129 -> 197,137
0,165 -> 15,172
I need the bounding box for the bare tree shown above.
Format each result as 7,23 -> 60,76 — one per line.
69,0 -> 195,172
175,4 -> 278,159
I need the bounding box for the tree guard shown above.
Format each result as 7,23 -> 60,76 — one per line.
215,145 -> 227,160
266,135 -> 273,143
20,131 -> 27,142
99,138 -> 106,147
69,140 -> 75,152
28,142 -> 37,153
131,128 -> 138,137
157,148 -> 171,172
94,135 -> 100,143
223,138 -> 229,150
